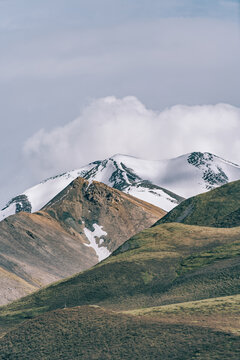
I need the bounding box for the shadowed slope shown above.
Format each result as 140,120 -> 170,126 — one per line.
155,179 -> 240,227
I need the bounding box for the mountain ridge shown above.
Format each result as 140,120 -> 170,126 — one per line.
155,179 -> 240,228
1,151 -> 240,221
0,177 -> 165,305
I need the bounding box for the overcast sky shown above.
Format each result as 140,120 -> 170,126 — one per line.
0,0 -> 240,206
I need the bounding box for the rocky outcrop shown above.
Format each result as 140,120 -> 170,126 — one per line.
44,178 -> 165,253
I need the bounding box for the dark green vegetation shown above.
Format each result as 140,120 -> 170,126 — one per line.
156,179 -> 240,227
218,207 -> 240,228
1,306 -> 239,360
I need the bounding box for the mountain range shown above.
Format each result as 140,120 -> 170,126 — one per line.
1,151 -> 240,222
0,179 -> 240,359
0,152 -> 240,359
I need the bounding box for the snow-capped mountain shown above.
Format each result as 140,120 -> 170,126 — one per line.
1,151 -> 240,221
0,163 -> 96,220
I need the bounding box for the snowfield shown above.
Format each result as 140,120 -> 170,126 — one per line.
0,164 -> 95,221
1,151 -> 240,221
124,185 -> 179,212
84,224 -> 111,262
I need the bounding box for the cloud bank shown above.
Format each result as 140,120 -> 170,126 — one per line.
23,96 -> 240,179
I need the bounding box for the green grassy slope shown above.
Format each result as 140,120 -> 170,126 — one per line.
155,179 -> 240,227
1,223 -> 240,335
0,305 -> 239,360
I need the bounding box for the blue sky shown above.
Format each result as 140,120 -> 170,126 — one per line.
0,0 -> 240,206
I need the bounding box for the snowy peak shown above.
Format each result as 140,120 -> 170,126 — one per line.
187,151 -> 239,168
145,151 -> 240,198
187,152 -> 238,189
82,155 -> 183,211
1,151 -> 240,222
84,156 -> 142,190
0,162 -> 96,221
185,151 -> 240,191
84,151 -> 240,199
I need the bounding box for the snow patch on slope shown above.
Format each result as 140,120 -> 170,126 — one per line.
125,185 -> 178,212
0,203 -> 17,220
84,224 -> 111,262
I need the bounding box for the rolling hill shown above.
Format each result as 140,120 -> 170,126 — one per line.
0,222 -> 239,331
155,179 -> 240,227
0,220 -> 239,358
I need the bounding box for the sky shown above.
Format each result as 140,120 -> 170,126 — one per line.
0,0 -> 240,206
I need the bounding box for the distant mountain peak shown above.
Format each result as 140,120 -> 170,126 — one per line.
187,151 -> 240,167
187,151 -> 233,189
187,151 -> 214,165
1,151 -> 240,222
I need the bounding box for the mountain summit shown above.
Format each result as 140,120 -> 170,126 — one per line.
0,177 -> 165,305
1,151 -> 240,221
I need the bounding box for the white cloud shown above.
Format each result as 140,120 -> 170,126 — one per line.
23,96 -> 240,179
1,0 -> 239,207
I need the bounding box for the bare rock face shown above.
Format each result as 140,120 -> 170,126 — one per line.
0,177 -> 165,305
44,178 -> 165,253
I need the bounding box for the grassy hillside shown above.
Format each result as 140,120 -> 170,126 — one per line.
155,179 -> 240,227
1,222 -> 240,335
1,180 -> 240,358
1,305 -> 239,360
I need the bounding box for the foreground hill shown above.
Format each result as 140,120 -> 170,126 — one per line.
0,304 -> 239,360
1,222 -> 239,334
2,151 -> 240,220
156,179 -> 240,227
0,222 -> 239,358
0,177 -> 164,305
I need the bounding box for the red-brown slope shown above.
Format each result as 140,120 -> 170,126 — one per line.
0,177 -> 165,305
